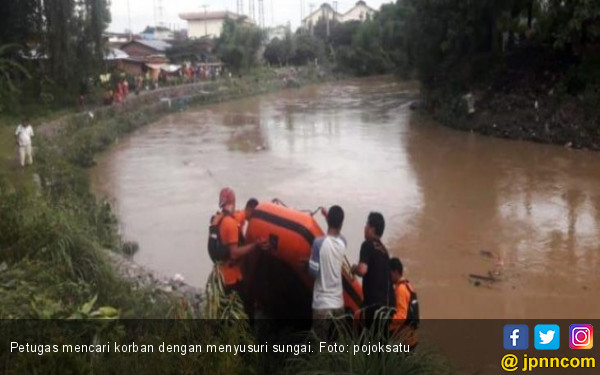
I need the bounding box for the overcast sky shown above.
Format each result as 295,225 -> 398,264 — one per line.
109,0 -> 393,33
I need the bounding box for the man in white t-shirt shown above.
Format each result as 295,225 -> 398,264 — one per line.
309,205 -> 346,339
15,119 -> 34,167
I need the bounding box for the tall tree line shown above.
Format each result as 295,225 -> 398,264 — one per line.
0,0 -> 111,110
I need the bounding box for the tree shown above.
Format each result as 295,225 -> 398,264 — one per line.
0,44 -> 30,113
290,34 -> 326,65
43,0 -> 111,97
263,30 -> 295,66
167,39 -> 215,63
264,38 -> 286,66
216,18 -> 264,71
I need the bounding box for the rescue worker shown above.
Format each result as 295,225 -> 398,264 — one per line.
352,212 -> 395,328
210,188 -> 265,295
234,198 -> 259,237
389,257 -> 419,347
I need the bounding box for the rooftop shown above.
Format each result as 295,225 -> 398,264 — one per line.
104,48 -> 129,60
121,39 -> 172,52
179,11 -> 248,22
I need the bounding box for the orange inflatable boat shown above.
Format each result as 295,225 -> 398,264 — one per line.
245,201 -> 363,315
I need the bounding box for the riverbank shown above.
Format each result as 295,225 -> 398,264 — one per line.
0,65 -> 332,320
421,49 -> 600,150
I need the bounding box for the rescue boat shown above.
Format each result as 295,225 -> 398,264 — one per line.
244,201 -> 363,317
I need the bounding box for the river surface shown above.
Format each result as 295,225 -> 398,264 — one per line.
91,77 -> 600,319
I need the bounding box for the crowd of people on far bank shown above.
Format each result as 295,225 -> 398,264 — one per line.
101,65 -> 226,106
210,187 -> 419,346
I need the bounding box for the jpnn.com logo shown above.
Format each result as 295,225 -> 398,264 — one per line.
504,325 -> 529,350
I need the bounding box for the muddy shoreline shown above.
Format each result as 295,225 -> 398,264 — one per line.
452,92 -> 599,150
424,55 -> 600,150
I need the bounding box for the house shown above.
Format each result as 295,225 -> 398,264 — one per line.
341,1 -> 376,22
179,11 -> 253,39
266,25 -> 290,42
140,26 -> 175,41
301,1 -> 377,32
301,3 -> 341,31
119,39 -> 172,63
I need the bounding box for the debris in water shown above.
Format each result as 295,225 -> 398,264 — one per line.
469,274 -> 499,283
480,250 -> 495,259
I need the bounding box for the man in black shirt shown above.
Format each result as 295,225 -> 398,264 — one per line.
352,212 -> 395,327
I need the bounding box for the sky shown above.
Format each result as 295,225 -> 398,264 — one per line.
108,0 -> 392,33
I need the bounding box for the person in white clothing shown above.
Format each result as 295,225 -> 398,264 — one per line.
309,205 -> 346,339
15,119 -> 34,167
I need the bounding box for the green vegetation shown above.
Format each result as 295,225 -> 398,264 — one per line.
263,0 -> 600,146
404,0 -> 600,145
216,18 -> 265,72
0,0 -> 111,114
263,3 -> 413,76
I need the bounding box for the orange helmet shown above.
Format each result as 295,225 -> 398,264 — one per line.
219,187 -> 236,208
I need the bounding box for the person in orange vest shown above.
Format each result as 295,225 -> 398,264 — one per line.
389,257 -> 419,348
209,188 -> 265,295
233,198 -> 258,237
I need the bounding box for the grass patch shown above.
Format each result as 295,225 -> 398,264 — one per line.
285,318 -> 454,375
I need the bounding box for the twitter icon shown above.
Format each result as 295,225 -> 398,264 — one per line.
535,325 -> 560,350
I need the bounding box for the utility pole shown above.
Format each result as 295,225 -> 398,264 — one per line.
258,0 -> 265,28
153,0 -> 157,28
202,4 -> 209,37
300,0 -> 305,25
157,0 -> 164,27
326,6 -> 330,38
333,1 -> 338,21
309,3 -> 315,34
127,0 -> 132,39
249,0 -> 255,23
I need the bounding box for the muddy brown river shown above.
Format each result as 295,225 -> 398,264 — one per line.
91,77 -> 600,319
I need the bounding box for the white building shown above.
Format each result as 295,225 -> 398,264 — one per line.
301,3 -> 340,30
301,1 -> 377,31
342,1 -> 376,22
140,26 -> 175,41
179,11 -> 253,39
266,25 -> 291,42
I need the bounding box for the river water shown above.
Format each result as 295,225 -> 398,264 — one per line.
90,77 -> 600,319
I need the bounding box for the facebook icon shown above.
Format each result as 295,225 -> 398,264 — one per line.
503,324 -> 529,350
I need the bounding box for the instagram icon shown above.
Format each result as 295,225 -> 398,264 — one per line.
569,325 -> 593,349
